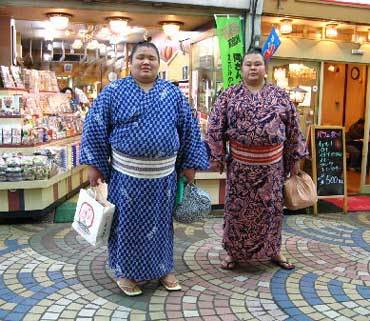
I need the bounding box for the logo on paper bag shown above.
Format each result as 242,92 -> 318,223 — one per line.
77,202 -> 95,234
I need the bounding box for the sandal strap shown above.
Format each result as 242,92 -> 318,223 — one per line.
160,275 -> 179,288
161,279 -> 179,287
117,280 -> 141,292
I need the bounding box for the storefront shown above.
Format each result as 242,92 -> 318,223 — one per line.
262,0 -> 370,195
0,0 -> 249,214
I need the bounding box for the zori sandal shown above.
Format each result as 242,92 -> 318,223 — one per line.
271,259 -> 295,270
116,279 -> 143,296
160,274 -> 182,291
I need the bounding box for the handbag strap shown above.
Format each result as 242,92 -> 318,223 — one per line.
305,124 -> 311,150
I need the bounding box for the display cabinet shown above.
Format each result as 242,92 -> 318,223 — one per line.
267,58 -> 321,138
190,30 -> 223,138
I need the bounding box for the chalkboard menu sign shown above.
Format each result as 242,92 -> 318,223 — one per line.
314,127 -> 345,196
312,126 -> 346,196
311,126 -> 347,215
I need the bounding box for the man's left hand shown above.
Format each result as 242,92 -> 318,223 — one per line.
182,168 -> 196,184
291,162 -> 301,176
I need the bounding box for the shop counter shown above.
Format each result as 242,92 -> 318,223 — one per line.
195,170 -> 226,206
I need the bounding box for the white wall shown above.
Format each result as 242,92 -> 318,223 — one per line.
138,0 -> 250,9
276,37 -> 370,64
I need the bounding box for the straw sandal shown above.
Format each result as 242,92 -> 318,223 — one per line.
116,278 -> 143,296
160,274 -> 182,291
271,259 -> 295,270
220,255 -> 238,270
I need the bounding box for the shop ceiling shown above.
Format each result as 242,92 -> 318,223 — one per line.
1,6 -> 214,40
0,2 -> 240,66
0,1 -> 242,52
262,16 -> 370,44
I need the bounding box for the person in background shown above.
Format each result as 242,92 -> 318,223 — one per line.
79,41 -> 208,296
61,87 -> 78,112
347,118 -> 365,171
206,47 -> 307,271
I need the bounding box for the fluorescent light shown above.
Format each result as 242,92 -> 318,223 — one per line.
43,28 -> 54,41
43,53 -> 51,61
87,40 -> 99,50
280,19 -> 292,34
325,24 -> 338,38
72,39 -> 83,50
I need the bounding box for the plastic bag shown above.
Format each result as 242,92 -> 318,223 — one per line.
174,183 -> 211,224
284,170 -> 318,210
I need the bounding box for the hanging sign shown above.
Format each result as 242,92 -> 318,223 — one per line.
215,15 -> 244,89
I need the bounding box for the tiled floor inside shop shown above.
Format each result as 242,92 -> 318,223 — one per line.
0,212 -> 369,321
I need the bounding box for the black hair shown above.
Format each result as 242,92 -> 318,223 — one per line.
357,118 -> 365,125
130,41 -> 160,62
61,87 -> 73,94
242,47 -> 266,66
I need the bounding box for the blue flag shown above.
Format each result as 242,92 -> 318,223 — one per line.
261,28 -> 281,62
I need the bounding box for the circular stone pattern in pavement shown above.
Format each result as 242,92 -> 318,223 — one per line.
0,213 -> 367,320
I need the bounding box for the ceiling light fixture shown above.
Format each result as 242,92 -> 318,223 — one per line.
72,39 -> 83,50
159,21 -> 184,39
325,24 -> 338,38
106,17 -> 131,34
280,19 -> 293,34
46,12 -> 72,30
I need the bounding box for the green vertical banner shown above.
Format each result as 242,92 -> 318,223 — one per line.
215,15 -> 244,89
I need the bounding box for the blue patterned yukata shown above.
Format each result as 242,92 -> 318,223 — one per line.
80,76 -> 208,281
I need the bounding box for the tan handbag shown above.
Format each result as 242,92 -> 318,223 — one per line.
284,170 -> 318,210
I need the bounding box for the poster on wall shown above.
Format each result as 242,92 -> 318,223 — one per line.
298,86 -> 312,107
215,15 -> 244,89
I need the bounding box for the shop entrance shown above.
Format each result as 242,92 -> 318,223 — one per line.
321,62 -> 368,194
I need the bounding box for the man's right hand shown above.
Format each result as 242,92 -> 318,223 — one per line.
88,166 -> 105,187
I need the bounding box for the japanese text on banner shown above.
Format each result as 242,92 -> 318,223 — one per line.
215,16 -> 244,89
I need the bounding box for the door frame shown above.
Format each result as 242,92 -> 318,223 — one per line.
360,65 -> 370,193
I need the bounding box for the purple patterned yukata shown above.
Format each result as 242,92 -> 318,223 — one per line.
206,83 -> 307,261
80,76 -> 208,281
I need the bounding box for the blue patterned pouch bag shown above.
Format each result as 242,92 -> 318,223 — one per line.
174,183 -> 212,223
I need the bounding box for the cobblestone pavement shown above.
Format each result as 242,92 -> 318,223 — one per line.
0,212 -> 369,321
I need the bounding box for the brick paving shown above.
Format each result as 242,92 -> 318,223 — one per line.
0,212 -> 369,320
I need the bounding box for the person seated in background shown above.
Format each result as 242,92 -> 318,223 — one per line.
61,87 -> 78,112
346,118 -> 365,171
349,118 -> 365,140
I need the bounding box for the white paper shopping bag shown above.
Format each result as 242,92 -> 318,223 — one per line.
72,185 -> 115,246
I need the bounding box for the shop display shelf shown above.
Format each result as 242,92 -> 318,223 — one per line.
195,171 -> 226,180
0,115 -> 22,118
0,166 -> 85,190
0,88 -> 28,95
0,134 -> 81,149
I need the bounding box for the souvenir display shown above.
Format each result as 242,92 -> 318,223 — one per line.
0,95 -> 21,116
10,66 -> 25,89
0,66 -> 16,89
0,149 -> 75,182
0,65 -> 89,184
